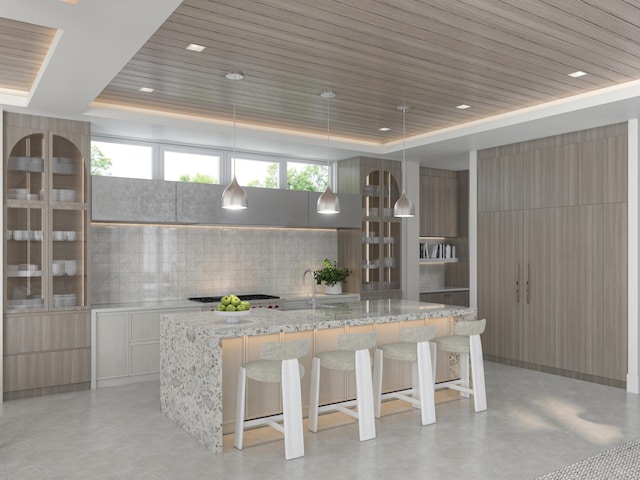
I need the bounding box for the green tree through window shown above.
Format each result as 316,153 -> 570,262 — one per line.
178,173 -> 217,184
248,163 -> 327,191
90,145 -> 113,176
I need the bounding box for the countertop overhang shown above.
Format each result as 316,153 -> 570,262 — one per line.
164,299 -> 476,340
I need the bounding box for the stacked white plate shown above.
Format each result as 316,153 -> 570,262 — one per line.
53,293 -> 77,307
52,189 -> 77,202
8,297 -> 44,309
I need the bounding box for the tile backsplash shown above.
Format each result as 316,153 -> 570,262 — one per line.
91,224 -> 337,305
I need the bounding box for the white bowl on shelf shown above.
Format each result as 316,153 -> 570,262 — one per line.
12,230 -> 28,241
65,260 -> 78,276
52,260 -> 65,276
52,231 -> 66,241
64,231 -> 77,241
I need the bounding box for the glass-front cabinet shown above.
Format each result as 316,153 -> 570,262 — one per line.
3,113 -> 91,399
3,121 -> 90,313
338,157 -> 403,299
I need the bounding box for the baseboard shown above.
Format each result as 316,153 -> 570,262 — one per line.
3,381 -> 90,401
484,355 -> 626,389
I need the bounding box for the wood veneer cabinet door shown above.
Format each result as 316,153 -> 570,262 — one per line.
522,209 -> 556,367
477,156 -> 500,212
419,174 -> 457,237
477,211 -> 524,360
549,144 -> 579,207
603,202 -> 627,381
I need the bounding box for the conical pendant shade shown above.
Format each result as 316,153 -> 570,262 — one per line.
394,191 -> 415,217
317,185 -> 340,214
222,174 -> 247,209
394,105 -> 415,218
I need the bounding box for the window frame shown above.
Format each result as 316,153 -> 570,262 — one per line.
90,135 -> 336,191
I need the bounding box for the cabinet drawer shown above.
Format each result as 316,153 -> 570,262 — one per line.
130,311 -> 161,341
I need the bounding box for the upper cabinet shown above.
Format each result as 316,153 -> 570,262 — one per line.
419,167 -> 457,237
478,123 -> 627,213
4,113 -> 90,313
91,176 -> 360,228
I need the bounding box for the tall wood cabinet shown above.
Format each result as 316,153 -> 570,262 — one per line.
3,113 -> 91,399
337,157 -> 403,299
477,123 -> 627,386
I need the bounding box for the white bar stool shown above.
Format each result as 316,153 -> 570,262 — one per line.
308,331 -> 377,442
372,325 -> 437,426
432,319 -> 487,412
234,338 -> 309,460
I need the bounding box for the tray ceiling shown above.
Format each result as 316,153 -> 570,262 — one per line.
2,0 -> 640,150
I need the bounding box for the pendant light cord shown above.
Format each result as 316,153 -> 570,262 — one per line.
326,95 -> 331,189
402,107 -> 406,190
232,104 -> 236,178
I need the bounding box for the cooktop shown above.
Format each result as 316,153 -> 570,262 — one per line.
188,294 -> 280,303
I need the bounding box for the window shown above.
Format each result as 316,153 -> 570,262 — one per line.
286,161 -> 328,192
164,150 -> 220,184
91,141 -> 152,179
235,158 -> 279,189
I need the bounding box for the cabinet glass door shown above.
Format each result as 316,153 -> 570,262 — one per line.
51,134 -> 86,204
7,133 -> 45,202
51,208 -> 87,309
5,206 -> 45,311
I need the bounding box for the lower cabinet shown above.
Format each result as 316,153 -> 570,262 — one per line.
92,306 -> 200,388
3,311 -> 91,399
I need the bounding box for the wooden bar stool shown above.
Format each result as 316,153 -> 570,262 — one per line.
234,338 -> 309,460
308,331 -> 377,442
432,319 -> 487,412
373,325 -> 437,426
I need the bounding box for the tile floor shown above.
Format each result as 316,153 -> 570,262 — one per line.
1,361 -> 639,480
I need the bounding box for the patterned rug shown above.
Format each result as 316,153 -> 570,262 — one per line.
535,438 -> 640,479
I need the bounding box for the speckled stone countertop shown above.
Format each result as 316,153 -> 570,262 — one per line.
160,300 -> 476,453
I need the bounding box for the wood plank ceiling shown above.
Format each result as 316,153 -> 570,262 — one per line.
5,1 -> 640,144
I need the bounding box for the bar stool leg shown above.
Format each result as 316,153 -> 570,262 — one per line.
307,357 -> 321,433
459,351 -> 470,398
470,334 -> 487,412
373,349 -> 384,418
282,358 -> 304,460
234,367 -> 247,450
355,349 -> 376,441
417,341 -> 436,426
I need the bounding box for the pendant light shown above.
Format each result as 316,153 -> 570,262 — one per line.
317,91 -> 340,214
394,105 -> 415,218
222,104 -> 248,210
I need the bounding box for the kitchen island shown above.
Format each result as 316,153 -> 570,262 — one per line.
160,299 -> 476,453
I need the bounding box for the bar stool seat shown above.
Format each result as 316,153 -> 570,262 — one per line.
432,319 -> 487,413
308,331 -> 377,442
234,338 -> 309,460
373,325 -> 437,426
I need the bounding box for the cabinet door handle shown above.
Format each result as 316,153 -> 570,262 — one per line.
527,263 -> 531,304
515,263 -> 520,303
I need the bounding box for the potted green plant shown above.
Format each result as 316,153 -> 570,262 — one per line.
314,258 -> 350,294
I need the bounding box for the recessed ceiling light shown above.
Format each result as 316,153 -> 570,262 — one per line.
225,72 -> 244,80
378,127 -> 391,132
568,71 -> 588,78
186,43 -> 206,52
139,87 -> 154,93
456,104 -> 471,110
320,91 -> 336,98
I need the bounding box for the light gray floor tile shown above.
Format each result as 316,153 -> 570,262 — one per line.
1,362 -> 639,479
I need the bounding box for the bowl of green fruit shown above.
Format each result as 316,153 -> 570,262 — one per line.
214,294 -> 252,323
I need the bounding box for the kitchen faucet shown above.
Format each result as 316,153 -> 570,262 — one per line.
302,269 -> 317,307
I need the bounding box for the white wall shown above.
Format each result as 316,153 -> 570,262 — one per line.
628,119 -> 639,394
